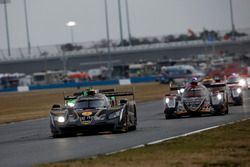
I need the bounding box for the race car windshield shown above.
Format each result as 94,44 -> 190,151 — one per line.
227,77 -> 239,84
75,99 -> 107,109
183,89 -> 205,98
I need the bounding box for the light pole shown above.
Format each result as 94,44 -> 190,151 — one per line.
66,21 -> 76,44
125,0 -> 132,45
0,0 -> 11,56
23,0 -> 31,55
104,0 -> 112,78
229,0 -> 235,40
117,0 -> 124,44
63,21 -> 76,74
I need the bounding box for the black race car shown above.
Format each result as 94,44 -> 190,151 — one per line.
50,88 -> 137,137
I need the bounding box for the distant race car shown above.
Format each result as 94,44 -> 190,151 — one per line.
156,65 -> 204,85
50,88 -> 137,137
201,78 -> 215,87
226,74 -> 244,105
164,78 -> 229,119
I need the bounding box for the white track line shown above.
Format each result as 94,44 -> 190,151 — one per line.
104,117 -> 250,157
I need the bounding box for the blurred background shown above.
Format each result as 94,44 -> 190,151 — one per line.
0,0 -> 250,90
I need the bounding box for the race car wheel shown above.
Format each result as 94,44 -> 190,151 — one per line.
237,99 -> 243,106
51,131 -> 64,138
51,125 -> 75,138
165,113 -> 174,119
122,112 -> 129,132
190,112 -> 201,117
52,132 -> 76,138
130,107 -> 137,131
50,123 -> 63,138
225,105 -> 229,115
225,96 -> 229,115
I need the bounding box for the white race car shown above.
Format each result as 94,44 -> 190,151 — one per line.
164,78 -> 229,119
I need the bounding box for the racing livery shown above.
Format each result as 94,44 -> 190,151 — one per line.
164,79 -> 228,119
50,89 -> 137,137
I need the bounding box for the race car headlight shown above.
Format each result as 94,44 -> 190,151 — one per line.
54,116 -> 65,123
239,79 -> 246,87
177,88 -> 184,94
236,88 -> 242,93
108,110 -> 121,120
217,94 -> 223,100
165,98 -> 170,104
180,88 -> 185,94
67,102 -> 75,107
66,99 -> 76,108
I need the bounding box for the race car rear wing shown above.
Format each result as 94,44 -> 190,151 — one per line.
99,89 -> 115,93
206,83 -> 226,93
170,87 -> 185,91
105,91 -> 135,100
206,83 -> 226,88
69,88 -> 115,98
167,86 -> 185,96
64,88 -> 133,101
64,95 -> 77,101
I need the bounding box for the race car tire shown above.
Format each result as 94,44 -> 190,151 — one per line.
165,113 -> 173,119
51,131 -> 64,138
213,109 -> 224,116
129,106 -> 137,131
237,99 -> 243,106
50,123 -> 63,138
112,114 -> 128,133
234,96 -> 243,106
117,109 -> 129,133
225,105 -> 229,115
190,112 -> 201,117
225,96 -> 229,114
52,132 -> 77,138
51,125 -> 76,138
122,112 -> 129,132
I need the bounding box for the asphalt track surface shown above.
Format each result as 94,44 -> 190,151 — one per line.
0,90 -> 250,167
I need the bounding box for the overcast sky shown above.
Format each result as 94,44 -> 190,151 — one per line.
0,0 -> 250,49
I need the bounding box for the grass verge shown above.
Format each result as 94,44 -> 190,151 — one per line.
0,82 -> 168,124
39,119 -> 250,167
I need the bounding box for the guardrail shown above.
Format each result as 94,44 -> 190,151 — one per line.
0,76 -> 157,93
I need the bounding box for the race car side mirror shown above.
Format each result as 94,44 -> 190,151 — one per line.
52,104 -> 61,110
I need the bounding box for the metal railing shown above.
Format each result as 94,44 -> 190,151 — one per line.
0,31 -> 250,63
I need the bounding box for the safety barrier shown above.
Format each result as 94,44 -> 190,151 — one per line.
0,76 -> 157,93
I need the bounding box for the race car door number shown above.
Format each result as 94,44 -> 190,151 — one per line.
80,116 -> 93,121
80,116 -> 93,124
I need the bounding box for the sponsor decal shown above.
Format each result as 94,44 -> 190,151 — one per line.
82,112 -> 93,116
183,97 -> 205,112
